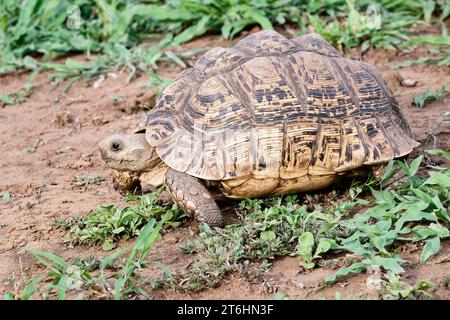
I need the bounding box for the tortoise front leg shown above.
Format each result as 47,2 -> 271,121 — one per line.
164,168 -> 225,227
111,169 -> 141,196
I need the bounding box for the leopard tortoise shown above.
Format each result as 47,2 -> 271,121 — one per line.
98,30 -> 419,227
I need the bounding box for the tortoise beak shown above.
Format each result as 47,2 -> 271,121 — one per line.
98,139 -> 109,161
98,146 -> 108,161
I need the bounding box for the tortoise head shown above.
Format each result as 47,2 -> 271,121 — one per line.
98,133 -> 159,172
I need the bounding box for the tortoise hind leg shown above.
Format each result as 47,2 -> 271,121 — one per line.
164,168 -> 225,227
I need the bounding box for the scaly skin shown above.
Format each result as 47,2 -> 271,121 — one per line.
164,168 -> 225,227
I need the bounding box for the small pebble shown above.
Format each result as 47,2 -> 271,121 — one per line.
400,78 -> 417,87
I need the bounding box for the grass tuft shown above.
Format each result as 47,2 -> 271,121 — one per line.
412,86 -> 448,108
57,188 -> 186,251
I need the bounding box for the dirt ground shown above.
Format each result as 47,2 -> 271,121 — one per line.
1,29 -> 449,300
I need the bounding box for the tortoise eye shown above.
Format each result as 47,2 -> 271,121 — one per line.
111,142 -> 122,151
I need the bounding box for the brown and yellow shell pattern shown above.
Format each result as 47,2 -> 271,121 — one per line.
141,30 -> 419,197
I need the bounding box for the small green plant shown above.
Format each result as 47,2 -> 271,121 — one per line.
1,192 -> 10,201
381,273 -> 434,300
142,72 -> 175,99
403,35 -> 450,48
4,216 -> 169,300
295,231 -> 338,270
443,275 -> 450,287
397,34 -> 450,67
108,217 -> 167,299
52,217 -> 82,229
321,151 -> 450,284
393,51 -> 450,68
62,188 -> 186,250
412,86 -> 448,108
0,94 -> 28,106
72,175 -> 104,187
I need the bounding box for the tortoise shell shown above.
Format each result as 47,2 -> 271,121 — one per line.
140,30 -> 419,181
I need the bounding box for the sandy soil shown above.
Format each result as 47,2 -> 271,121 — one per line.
0,30 -> 449,300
